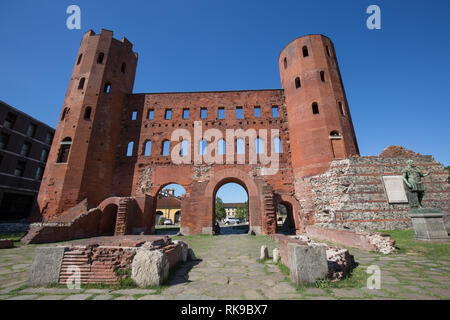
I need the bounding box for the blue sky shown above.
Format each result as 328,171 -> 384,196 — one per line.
0,1 -> 448,201
164,183 -> 247,203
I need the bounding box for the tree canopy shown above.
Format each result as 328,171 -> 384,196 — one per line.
215,197 -> 226,221
235,201 -> 249,220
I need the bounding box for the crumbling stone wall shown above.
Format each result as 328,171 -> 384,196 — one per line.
296,152 -> 450,231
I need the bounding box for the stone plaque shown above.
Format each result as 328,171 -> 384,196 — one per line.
381,175 -> 408,204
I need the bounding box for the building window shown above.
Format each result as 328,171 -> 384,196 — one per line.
20,142 -> 31,157
144,141 -> 152,156
14,161 -> 26,177
27,123 -> 37,137
295,77 -> 301,89
272,106 -> 279,118
180,140 -> 188,156
255,138 -> 263,154
162,140 -> 170,156
0,133 -> 10,150
35,167 -> 44,180
40,149 -> 49,162
201,108 -> 207,119
312,102 -> 319,115
236,107 -> 243,119
338,101 -> 345,116
236,138 -> 245,155
126,142 -> 134,157
254,106 -> 261,117
274,137 -> 282,153
77,54 -> 83,65
45,132 -> 53,145
97,52 -> 105,64
57,138 -> 72,163
104,82 -> 111,93
218,107 -> 225,119
183,109 -> 190,119
326,45 -> 331,57
283,57 -> 287,69
302,46 -> 309,57
84,107 -> 92,120
121,63 -> 126,73
320,71 -> 325,82
61,107 -> 68,121
199,140 -> 207,155
131,111 -> 138,120
147,109 -> 154,120
165,109 -> 172,120
330,130 -> 341,138
4,113 -> 17,129
218,139 -> 226,155
78,78 -> 86,90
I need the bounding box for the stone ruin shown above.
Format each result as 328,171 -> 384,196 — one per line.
28,235 -> 195,288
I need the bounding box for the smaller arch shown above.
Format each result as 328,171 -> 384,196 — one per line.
295,77 -> 301,89
174,211 -> 181,223
312,102 -> 319,115
76,54 -> 83,65
126,141 -> 134,157
283,57 -> 287,69
338,101 -> 345,116
97,52 -> 105,64
84,106 -> 92,120
326,45 -> 331,57
99,203 -> 118,235
121,62 -> 126,73
302,46 -> 309,57
162,140 -> 170,156
78,77 -> 86,90
144,140 -> 152,156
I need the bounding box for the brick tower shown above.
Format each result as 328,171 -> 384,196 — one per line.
279,34 -> 359,177
36,29 -> 138,220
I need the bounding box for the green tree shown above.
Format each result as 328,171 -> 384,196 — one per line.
235,201 -> 249,220
215,197 -> 226,221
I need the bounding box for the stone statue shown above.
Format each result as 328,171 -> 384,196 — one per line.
402,160 -> 430,208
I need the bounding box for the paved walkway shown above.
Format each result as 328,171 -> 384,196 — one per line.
0,235 -> 449,300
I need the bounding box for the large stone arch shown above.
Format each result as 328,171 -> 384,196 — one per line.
274,194 -> 300,234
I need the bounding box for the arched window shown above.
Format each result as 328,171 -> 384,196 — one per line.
126,142 -> 134,157
312,102 -> 319,115
84,106 -> 92,120
57,137 -> 72,163
77,54 -> 83,65
236,138 -> 245,155
330,130 -> 341,137
218,139 -> 225,155
180,140 -> 188,156
326,45 -> 331,57
302,46 -> 309,57
97,52 -> 105,64
61,107 -> 68,121
199,140 -> 207,155
274,137 -> 282,153
283,57 -> 287,69
320,71 -> 325,82
338,101 -> 345,116
255,138 -> 263,154
144,141 -> 152,156
104,82 -> 111,93
162,140 -> 170,156
78,78 -> 86,90
295,77 -> 301,89
121,63 -> 126,73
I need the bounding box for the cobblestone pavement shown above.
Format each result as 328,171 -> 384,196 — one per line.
0,235 -> 449,300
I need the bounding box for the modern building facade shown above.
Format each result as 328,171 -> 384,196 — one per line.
0,100 -> 54,221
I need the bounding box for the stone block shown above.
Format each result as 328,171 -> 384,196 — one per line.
288,243 -> 328,285
131,249 -> 169,287
260,245 -> 268,260
28,246 -> 66,286
410,209 -> 450,242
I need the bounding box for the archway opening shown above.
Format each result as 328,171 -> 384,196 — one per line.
154,183 -> 186,235
99,204 -> 118,236
214,181 -> 249,235
276,202 -> 295,235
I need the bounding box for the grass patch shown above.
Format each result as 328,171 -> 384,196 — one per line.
0,233 -> 26,241
276,262 -> 290,276
377,229 -> 450,258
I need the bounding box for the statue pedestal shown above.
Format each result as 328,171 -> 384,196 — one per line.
409,208 -> 450,242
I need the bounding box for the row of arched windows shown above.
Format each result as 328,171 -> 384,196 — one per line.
126,138 -> 283,157
294,71 -> 326,89
61,106 -> 92,121
76,52 -> 127,74
77,77 -> 111,94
